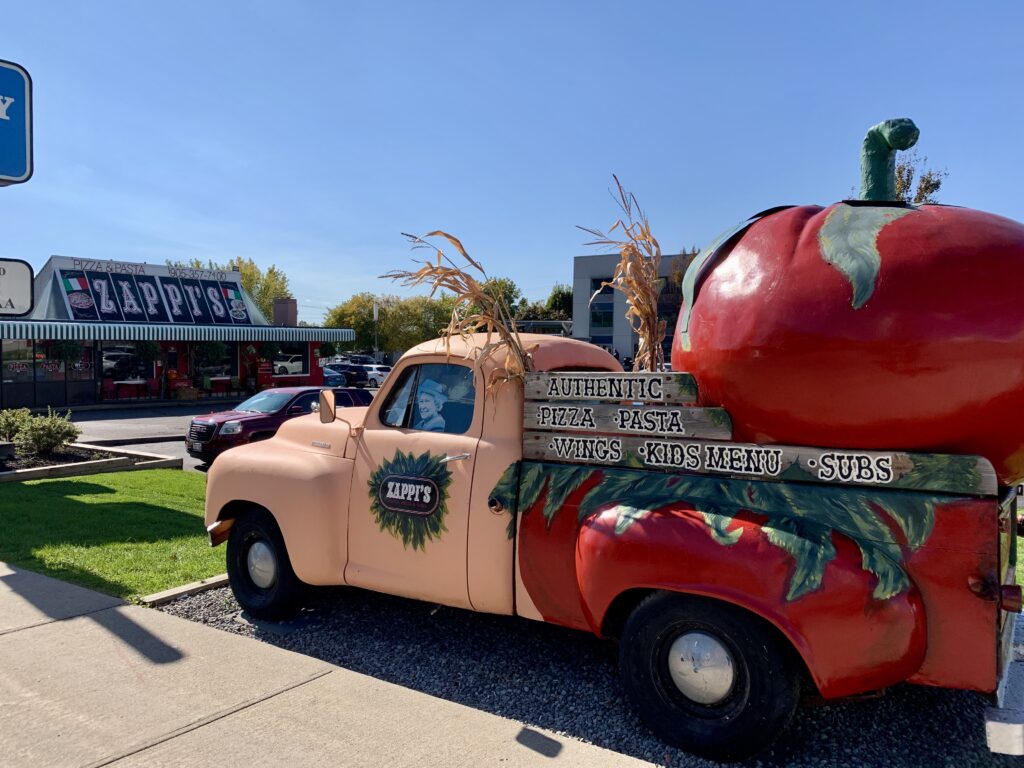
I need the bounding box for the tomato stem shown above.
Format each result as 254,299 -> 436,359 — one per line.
859,118 -> 919,201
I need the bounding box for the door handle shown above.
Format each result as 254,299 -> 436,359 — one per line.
441,452 -> 471,464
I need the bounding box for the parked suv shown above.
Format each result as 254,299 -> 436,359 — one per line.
186,387 -> 362,463
323,362 -> 368,388
364,364 -> 392,387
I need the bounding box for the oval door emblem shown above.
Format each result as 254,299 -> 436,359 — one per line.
378,474 -> 441,516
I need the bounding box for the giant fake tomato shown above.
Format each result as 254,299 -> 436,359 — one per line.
671,201 -> 1024,485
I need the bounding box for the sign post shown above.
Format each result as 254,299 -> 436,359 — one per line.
0,59 -> 32,186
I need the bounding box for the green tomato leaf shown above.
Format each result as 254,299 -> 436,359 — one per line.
817,203 -> 914,309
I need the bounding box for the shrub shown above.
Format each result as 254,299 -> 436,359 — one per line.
0,408 -> 32,441
13,408 -> 82,457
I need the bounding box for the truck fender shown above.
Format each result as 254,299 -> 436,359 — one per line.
205,442 -> 352,586
576,506 -> 928,699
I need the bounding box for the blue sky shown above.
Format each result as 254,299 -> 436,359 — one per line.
4,1 -> 1023,324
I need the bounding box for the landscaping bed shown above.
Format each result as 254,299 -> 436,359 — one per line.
0,445 -> 116,472
0,443 -> 182,482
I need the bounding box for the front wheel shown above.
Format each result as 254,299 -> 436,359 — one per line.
277,366 -> 288,375
619,592 -> 800,762
226,509 -> 304,620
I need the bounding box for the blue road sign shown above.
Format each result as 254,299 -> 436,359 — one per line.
0,60 -> 32,185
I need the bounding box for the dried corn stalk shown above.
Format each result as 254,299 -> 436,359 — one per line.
580,176 -> 666,372
382,231 -> 534,397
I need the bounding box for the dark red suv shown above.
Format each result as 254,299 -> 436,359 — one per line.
186,386 -> 370,463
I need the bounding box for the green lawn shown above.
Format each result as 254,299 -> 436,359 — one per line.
0,469 -> 225,601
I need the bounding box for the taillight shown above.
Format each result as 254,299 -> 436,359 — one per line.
1000,585 -> 1023,613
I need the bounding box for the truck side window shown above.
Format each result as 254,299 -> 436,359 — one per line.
381,368 -> 418,427
379,363 -> 475,434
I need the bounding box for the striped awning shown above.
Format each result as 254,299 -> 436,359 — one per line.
0,321 -> 355,342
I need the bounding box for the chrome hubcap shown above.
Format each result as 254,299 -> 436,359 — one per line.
247,540 -> 277,589
667,631 -> 736,705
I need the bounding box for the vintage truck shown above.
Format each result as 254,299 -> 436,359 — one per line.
203,332 -> 1023,761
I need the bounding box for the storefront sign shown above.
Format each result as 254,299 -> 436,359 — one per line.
0,60 -> 32,185
0,258 -> 33,316
55,257 -> 253,325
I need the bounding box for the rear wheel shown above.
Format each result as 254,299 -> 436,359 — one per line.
226,509 -> 303,620
619,592 -> 800,762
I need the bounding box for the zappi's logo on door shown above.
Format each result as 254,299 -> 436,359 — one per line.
368,450 -> 452,551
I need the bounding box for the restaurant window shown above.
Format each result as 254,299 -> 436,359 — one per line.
3,340 -> 34,384
100,342 -> 150,380
195,341 -> 238,378
34,341 -> 69,383
272,342 -> 309,377
66,342 -> 95,382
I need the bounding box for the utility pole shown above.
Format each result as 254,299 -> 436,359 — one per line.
373,301 -> 379,361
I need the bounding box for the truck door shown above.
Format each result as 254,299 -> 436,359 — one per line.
346,360 -> 481,608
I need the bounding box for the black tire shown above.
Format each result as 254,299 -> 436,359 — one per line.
337,373 -> 348,387
225,508 -> 304,620
277,366 -> 288,375
619,592 -> 800,762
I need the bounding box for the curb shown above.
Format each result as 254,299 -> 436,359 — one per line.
80,436 -> 184,447
140,574 -> 230,606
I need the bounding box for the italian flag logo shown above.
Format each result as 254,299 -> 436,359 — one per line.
63,276 -> 88,291
222,286 -> 242,301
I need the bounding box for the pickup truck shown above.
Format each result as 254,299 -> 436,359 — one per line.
204,333 -> 1022,761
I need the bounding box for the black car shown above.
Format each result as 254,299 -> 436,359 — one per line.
323,362 -> 369,388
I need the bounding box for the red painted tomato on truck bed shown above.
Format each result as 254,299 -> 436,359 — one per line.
672,202 -> 1024,485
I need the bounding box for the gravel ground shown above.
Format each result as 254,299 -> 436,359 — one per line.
160,585 -> 1023,768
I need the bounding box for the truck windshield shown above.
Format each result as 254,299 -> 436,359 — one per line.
235,391 -> 293,413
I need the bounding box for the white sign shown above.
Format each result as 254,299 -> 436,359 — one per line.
0,258 -> 33,316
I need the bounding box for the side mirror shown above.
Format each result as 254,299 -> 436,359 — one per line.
288,405 -> 304,415
319,389 -> 336,423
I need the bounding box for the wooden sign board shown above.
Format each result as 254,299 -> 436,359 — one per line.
524,401 -> 732,440
522,431 -> 997,496
525,372 -> 697,404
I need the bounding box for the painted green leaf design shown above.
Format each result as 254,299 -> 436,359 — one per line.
367,450 -> 452,551
490,462 -> 521,514
490,462 -> 521,541
613,505 -> 651,534
701,511 -> 743,545
543,466 -> 595,526
817,203 -> 914,309
857,544 -> 907,600
563,464 -> 949,603
899,454 -> 981,495
518,462 -> 549,516
763,518 -> 836,601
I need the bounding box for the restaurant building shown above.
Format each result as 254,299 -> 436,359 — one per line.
0,256 -> 354,408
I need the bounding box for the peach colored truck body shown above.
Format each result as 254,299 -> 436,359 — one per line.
204,334 -> 620,621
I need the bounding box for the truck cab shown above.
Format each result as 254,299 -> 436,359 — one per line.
204,333 -> 617,619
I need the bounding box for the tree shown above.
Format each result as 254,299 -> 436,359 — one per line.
893,150 -> 948,204
478,278 -> 526,315
668,247 -> 700,290
167,257 -> 293,322
545,283 -> 573,320
324,292 -> 383,350
516,301 -> 551,321
324,293 -> 459,354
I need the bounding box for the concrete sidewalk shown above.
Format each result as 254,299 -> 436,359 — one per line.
0,563 -> 652,768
